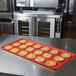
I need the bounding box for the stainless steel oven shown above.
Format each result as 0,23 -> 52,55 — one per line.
36,17 -> 55,38
14,13 -> 35,36
14,12 -> 62,38
14,0 -> 65,38
36,17 -> 62,38
16,0 -> 65,10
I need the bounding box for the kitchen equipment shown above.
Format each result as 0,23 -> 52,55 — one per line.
14,13 -> 35,36
35,9 -> 63,38
14,0 -> 65,38
30,0 -> 58,9
0,0 -> 14,18
14,10 -> 62,38
16,0 -> 65,9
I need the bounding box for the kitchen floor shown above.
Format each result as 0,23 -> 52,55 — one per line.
62,14 -> 76,39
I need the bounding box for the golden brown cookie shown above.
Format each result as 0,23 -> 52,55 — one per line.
40,47 -> 50,51
10,48 -> 20,53
33,44 -> 41,49
27,54 -> 36,59
50,50 -> 59,54
26,42 -> 34,46
18,51 -> 28,56
19,45 -> 27,49
54,56 -> 64,62
4,45 -> 13,50
26,47 -> 34,52
19,40 -> 27,43
46,60 -> 57,67
35,57 -> 45,62
34,50 -> 43,55
61,53 -> 71,58
42,53 -> 52,58
12,42 -> 20,47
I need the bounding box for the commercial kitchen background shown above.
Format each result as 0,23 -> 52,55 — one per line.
0,0 -> 76,39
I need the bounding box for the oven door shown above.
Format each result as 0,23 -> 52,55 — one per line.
0,0 -> 12,13
36,17 -> 55,38
14,17 -> 34,36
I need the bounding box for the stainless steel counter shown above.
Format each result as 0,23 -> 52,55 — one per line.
0,35 -> 76,76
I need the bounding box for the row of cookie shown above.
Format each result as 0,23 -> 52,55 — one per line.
9,48 -> 71,59
11,39 -> 41,47
4,45 -> 59,55
13,42 -> 34,47
15,44 -> 42,49
4,45 -> 72,58
4,45 -> 50,51
19,51 -> 71,60
13,43 -> 51,51
17,40 -> 43,49
4,42 -> 58,52
6,39 -> 51,50
4,42 -> 49,50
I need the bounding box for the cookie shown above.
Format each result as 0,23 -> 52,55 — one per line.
26,42 -> 34,46
46,61 -> 57,67
12,42 -> 20,47
19,45 -> 27,49
10,48 -> 20,53
4,45 -> 13,50
42,53 -> 52,58
41,47 -> 50,51
35,57 -> 45,62
27,54 -> 36,59
26,47 -> 34,52
34,50 -> 43,55
19,40 -> 27,43
54,56 -> 64,62
18,51 -> 28,56
50,50 -> 59,54
61,53 -> 71,58
33,44 -> 41,49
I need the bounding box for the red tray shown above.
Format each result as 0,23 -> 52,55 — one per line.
1,38 -> 76,70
